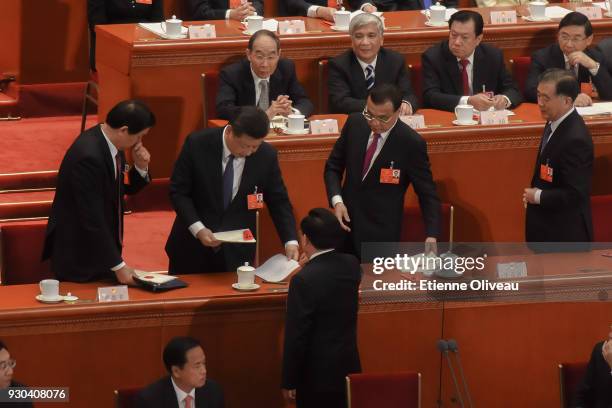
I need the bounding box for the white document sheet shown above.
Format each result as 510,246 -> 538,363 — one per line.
255,254 -> 300,282
213,229 -> 256,243
576,102 -> 612,116
138,22 -> 188,39
545,6 -> 572,19
134,270 -> 176,284
593,2 -> 609,10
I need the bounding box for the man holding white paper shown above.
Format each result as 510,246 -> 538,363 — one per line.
165,107 -> 299,274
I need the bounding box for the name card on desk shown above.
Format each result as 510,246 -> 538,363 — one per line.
400,114 -> 426,130
98,285 -> 129,302
490,10 -> 517,25
189,24 -> 216,39
497,262 -> 527,279
279,20 -> 306,35
310,119 -> 339,134
480,110 -> 509,125
576,6 -> 602,19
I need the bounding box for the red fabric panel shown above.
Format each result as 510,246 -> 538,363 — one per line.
348,372 -> 420,408
125,178 -> 172,212
400,203 -> 451,242
0,201 -> 52,220
591,195 -> 612,242
122,210 -> 174,272
115,387 -> 142,408
409,64 -> 423,107
511,56 -> 531,97
18,82 -> 92,117
0,171 -> 58,191
1,221 -> 53,285
560,362 -> 587,408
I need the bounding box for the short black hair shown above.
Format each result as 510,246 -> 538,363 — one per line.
559,11 -> 593,37
230,106 -> 269,139
539,68 -> 579,101
106,100 -> 156,134
449,10 -> 484,37
162,336 -> 201,373
0,340 -> 6,352
369,83 -> 403,111
248,29 -> 280,52
300,208 -> 345,250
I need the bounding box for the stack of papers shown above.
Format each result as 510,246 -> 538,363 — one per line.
421,8 -> 459,21
255,254 -> 300,282
576,102 -> 612,116
213,229 -> 256,243
545,6 -> 572,19
138,22 -> 188,39
134,270 -> 177,284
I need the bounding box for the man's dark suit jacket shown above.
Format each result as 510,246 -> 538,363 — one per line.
165,127 -> 297,274
348,0 -> 456,11
87,0 -> 164,70
281,250 -> 362,399
216,59 -> 314,121
188,0 -> 263,21
525,44 -> 612,102
324,114 -> 441,258
328,48 -> 419,114
422,40 -> 523,112
42,125 -> 149,282
526,109 -> 593,242
573,341 -> 612,408
280,0 -> 325,16
136,376 -> 224,408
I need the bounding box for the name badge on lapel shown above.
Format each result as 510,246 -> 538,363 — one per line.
540,160 -> 553,183
123,164 -> 130,185
247,186 -> 264,210
135,0 -> 153,4
380,161 -> 400,185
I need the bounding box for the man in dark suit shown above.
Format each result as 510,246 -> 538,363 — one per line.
281,0 -> 336,21
523,69 -> 593,243
136,337 -> 224,408
348,0 -> 456,12
42,100 -> 154,284
216,30 -> 313,122
573,324 -> 612,408
188,0 -> 261,21
525,12 -> 612,105
324,84 -> 440,259
166,107 -> 298,274
281,208 -> 362,408
328,13 -> 418,115
422,10 -> 522,112
0,340 -> 34,408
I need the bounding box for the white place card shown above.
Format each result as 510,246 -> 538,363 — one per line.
279,20 -> 306,34
97,285 -> 129,302
576,6 -> 603,19
310,119 -> 339,134
490,10 -> 517,25
480,110 -> 509,125
400,114 -> 426,129
189,24 -> 216,38
497,262 -> 528,279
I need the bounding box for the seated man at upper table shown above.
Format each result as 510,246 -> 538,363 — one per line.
348,0 -> 456,12
328,13 -> 418,115
136,336 -> 224,408
282,0 -> 337,21
573,324 -> 612,408
217,30 -> 314,122
525,12 -> 612,106
0,340 -> 33,408
422,10 -> 522,112
187,0 -> 262,21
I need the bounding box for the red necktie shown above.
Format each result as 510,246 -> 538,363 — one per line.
460,59 -> 470,96
115,152 -> 123,245
327,0 -> 337,7
184,395 -> 193,408
362,133 -> 381,178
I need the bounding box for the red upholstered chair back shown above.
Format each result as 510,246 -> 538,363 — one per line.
591,195 -> 612,242
1,221 -> 53,285
125,178 -> 172,212
558,362 -> 587,408
114,388 -> 142,408
347,372 -> 421,408
401,203 -> 452,242
408,64 -> 424,107
318,59 -> 329,114
201,71 -> 220,126
510,56 -> 531,97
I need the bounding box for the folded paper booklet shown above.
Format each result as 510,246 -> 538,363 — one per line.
134,271 -> 188,292
255,254 -> 300,282
134,271 -> 177,284
213,229 -> 256,243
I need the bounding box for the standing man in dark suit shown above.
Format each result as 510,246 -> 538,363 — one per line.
281,208 -> 362,408
42,100 -> 154,284
188,0 -> 261,21
216,30 -> 313,122
166,107 -> 299,274
523,69 -> 593,243
525,12 -> 612,105
324,84 -> 440,259
136,337 -> 224,408
422,10 -> 522,112
0,340 -> 34,408
573,324 -> 612,408
328,13 -> 418,115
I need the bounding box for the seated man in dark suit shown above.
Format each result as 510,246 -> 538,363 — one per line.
328,13 -> 418,115
348,0 -> 456,12
422,10 -> 522,112
217,30 -> 314,121
188,0 -> 261,21
573,324 -> 612,408
526,12 -> 612,105
136,337 -> 224,408
281,208 -> 362,408
0,340 -> 34,408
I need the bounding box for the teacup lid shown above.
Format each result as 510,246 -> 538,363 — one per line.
238,262 -> 255,272
167,15 -> 182,23
430,2 -> 446,10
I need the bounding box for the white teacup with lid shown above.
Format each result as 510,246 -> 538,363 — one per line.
162,15 -> 183,37
429,2 -> 447,24
236,262 -> 256,288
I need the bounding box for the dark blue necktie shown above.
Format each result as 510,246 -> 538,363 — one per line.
365,65 -> 375,90
223,154 -> 234,209
540,123 -> 552,154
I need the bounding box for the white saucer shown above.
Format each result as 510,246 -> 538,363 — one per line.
242,30 -> 255,35
522,15 -> 552,22
232,283 -> 260,291
35,294 -> 64,303
452,119 -> 478,126
63,295 -> 79,302
424,20 -> 448,27
330,25 -> 349,32
163,33 -> 188,39
284,128 -> 310,135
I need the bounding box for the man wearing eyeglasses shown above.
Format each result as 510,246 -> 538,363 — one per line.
525,12 -> 612,106
324,84 -> 441,259
0,340 -> 33,408
216,30 -> 313,122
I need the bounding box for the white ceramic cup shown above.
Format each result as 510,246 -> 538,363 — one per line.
528,2 -> 547,19
237,263 -> 255,287
333,10 -> 351,29
246,15 -> 264,33
288,114 -> 305,132
39,279 -> 60,298
454,104 -> 474,124
429,3 -> 447,24
607,0 -> 612,15
162,15 -> 183,37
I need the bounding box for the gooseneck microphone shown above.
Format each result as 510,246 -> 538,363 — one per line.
437,339 -> 464,407
447,339 -> 474,408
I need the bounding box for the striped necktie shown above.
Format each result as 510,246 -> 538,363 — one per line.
365,65 -> 375,90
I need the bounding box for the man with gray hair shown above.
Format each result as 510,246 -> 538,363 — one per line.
328,13 -> 418,114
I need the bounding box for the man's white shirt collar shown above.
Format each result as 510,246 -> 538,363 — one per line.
357,55 -> 378,73
171,377 -> 196,407
309,248 -> 334,261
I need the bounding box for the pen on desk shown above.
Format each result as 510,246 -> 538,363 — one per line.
321,20 -> 334,26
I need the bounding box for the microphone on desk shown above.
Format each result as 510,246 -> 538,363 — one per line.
447,339 -> 474,408
437,339 -> 464,407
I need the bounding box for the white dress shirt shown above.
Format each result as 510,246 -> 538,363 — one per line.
171,377 -> 196,408
309,248 -> 335,260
